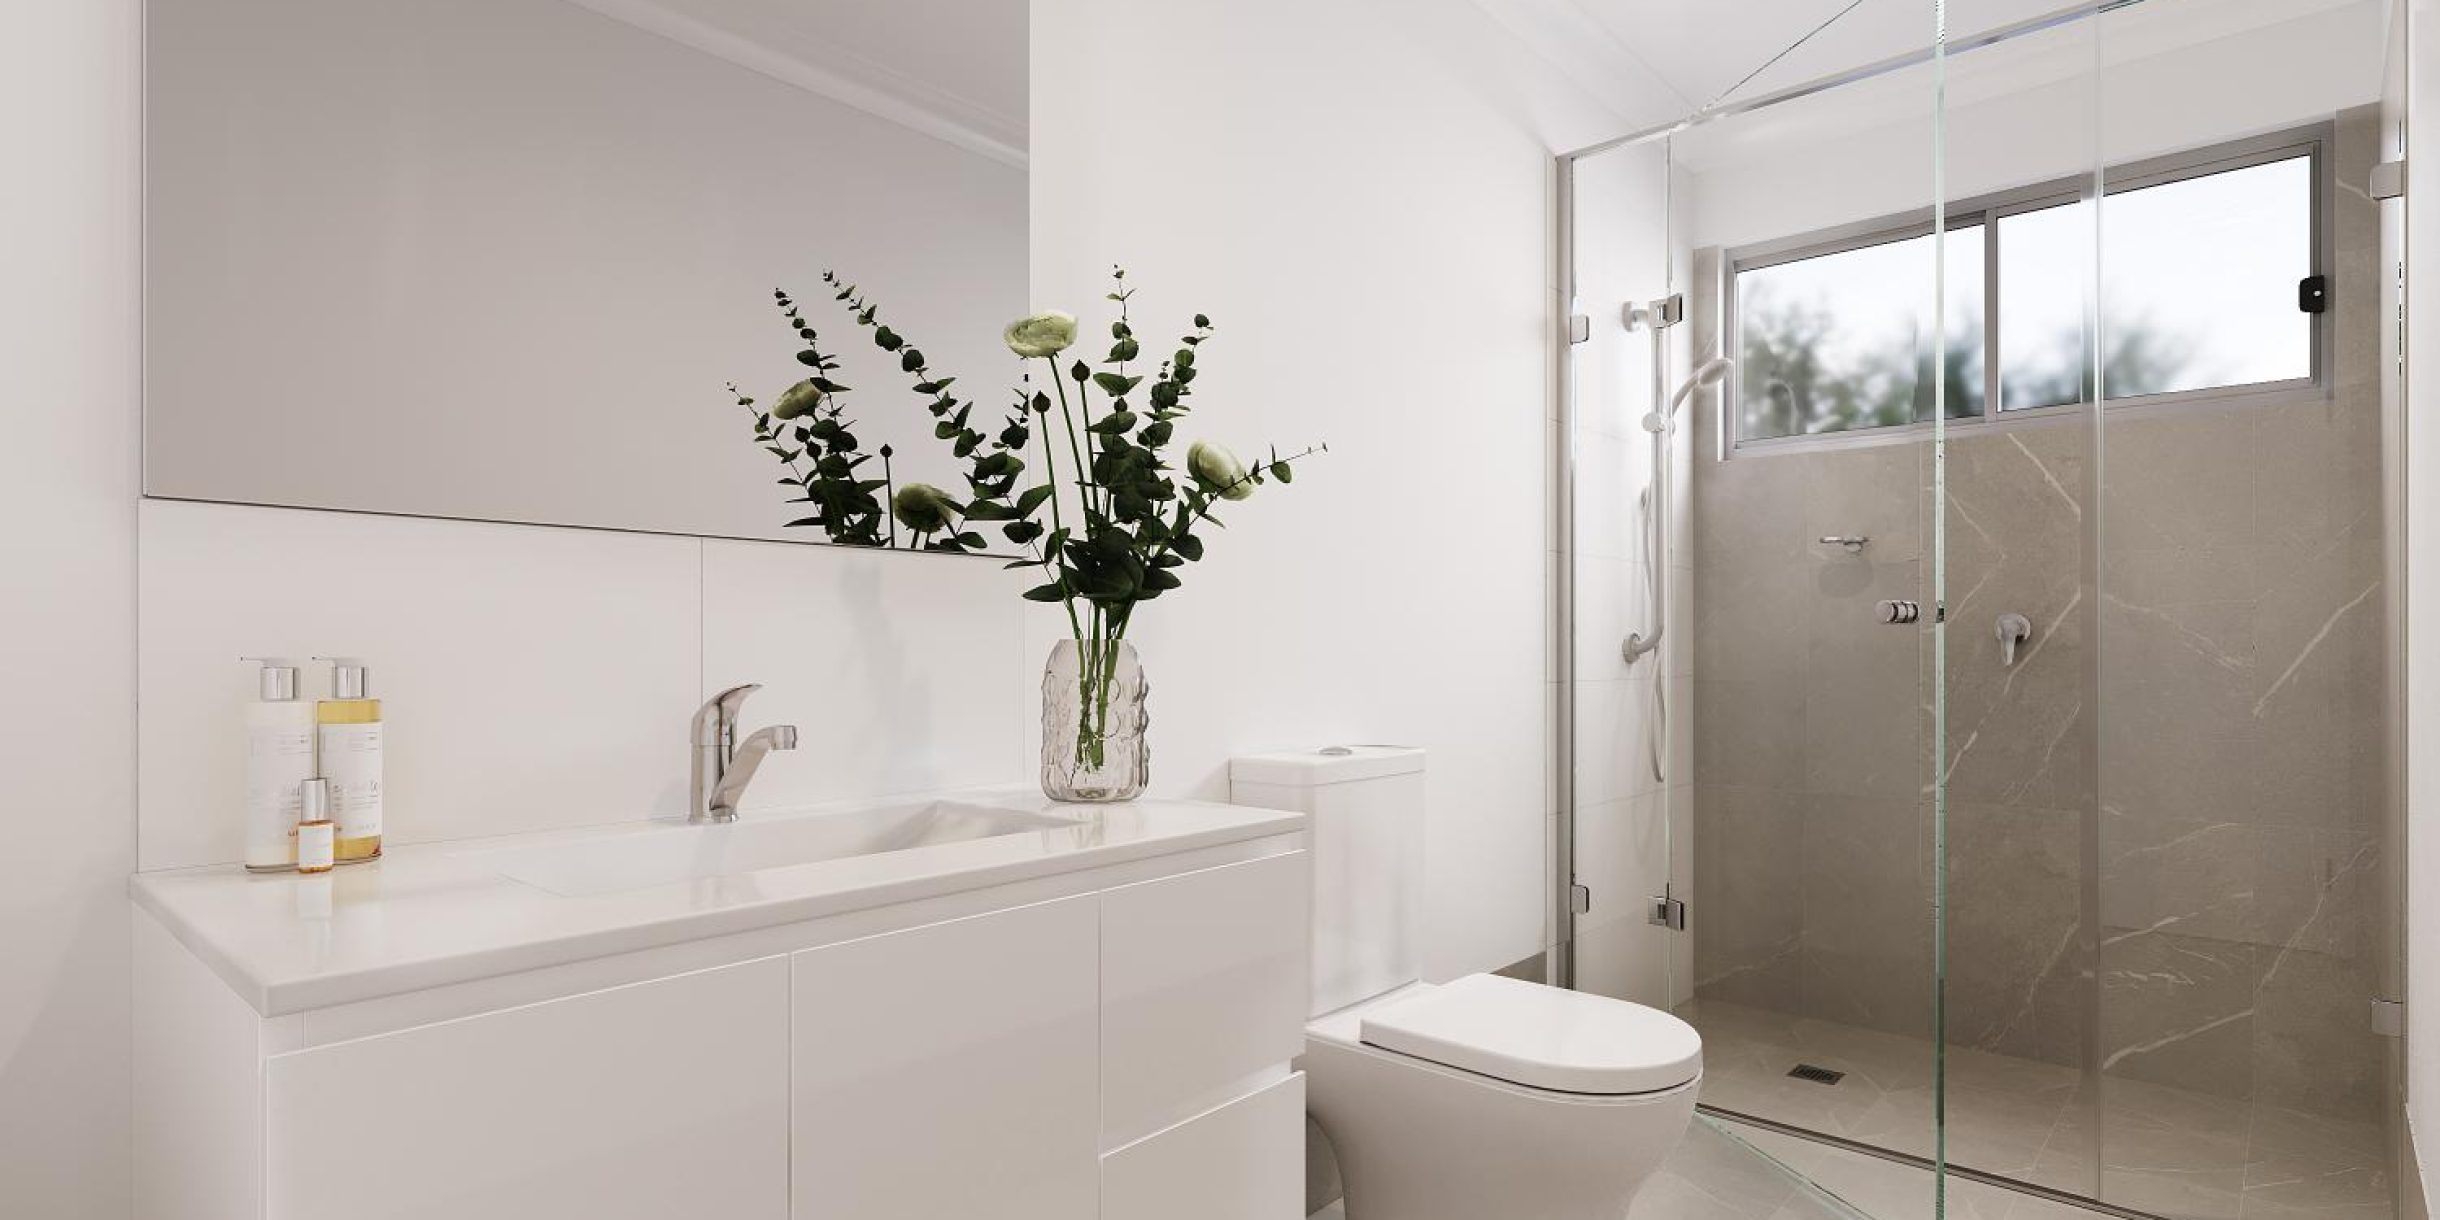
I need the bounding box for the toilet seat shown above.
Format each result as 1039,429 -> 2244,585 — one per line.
1355,973 -> 1702,1096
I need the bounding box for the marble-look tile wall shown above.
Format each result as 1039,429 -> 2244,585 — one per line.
1689,107 -> 2388,1123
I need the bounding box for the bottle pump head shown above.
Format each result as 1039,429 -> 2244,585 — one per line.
316,656 -> 371,700
240,656 -> 303,701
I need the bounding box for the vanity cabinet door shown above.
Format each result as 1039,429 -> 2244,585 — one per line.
789,894 -> 1100,1220
1102,1073 -> 1305,1220
263,956 -> 790,1220
1100,850 -> 1310,1147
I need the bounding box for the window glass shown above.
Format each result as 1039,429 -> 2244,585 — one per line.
2099,155 -> 2312,397
1736,224 -> 1985,441
1997,199 -> 2094,411
1732,145 -> 2315,446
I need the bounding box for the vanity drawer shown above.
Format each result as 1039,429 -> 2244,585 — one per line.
1100,849 -> 1310,1147
1101,1073 -> 1305,1220
263,956 -> 789,1220
789,895 -> 1100,1220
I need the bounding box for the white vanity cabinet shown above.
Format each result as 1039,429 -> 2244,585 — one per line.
134,825 -> 1308,1220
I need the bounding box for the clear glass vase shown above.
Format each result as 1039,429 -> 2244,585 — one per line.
1041,638 -> 1148,802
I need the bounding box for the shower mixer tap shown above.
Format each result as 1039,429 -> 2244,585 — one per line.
1997,612 -> 2033,666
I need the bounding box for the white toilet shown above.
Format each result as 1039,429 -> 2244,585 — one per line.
1233,747 -> 1702,1220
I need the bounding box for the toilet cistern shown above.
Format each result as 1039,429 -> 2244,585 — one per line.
689,684 -> 799,823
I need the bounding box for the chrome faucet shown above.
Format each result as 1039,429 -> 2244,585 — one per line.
689,684 -> 799,823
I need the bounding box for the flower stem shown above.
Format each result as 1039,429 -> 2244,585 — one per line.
1031,382 -> 1085,642
1049,365 -> 1098,520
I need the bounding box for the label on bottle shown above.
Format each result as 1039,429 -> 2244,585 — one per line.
319,722 -> 384,841
295,820 -> 336,873
245,724 -> 316,869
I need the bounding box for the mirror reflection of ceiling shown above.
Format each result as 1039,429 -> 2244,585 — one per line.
565,0 -> 1027,163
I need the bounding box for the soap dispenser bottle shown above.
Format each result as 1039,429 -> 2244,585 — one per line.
314,656 -> 384,863
240,657 -> 317,873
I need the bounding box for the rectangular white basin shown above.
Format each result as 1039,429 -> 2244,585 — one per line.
486,800 -> 1085,898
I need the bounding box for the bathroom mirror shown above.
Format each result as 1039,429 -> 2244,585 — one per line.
143,0 -> 1028,550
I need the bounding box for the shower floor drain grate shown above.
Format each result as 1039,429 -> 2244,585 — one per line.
1787,1063 -> 1845,1086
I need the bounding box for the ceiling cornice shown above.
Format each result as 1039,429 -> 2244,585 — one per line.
560,0 -> 1028,170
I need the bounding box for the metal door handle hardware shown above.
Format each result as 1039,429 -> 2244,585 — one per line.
1877,599 -> 1921,624
1820,535 -> 1869,553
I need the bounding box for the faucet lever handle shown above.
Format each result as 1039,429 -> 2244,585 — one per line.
691,683 -> 763,745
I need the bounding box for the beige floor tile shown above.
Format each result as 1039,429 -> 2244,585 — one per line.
1683,1001 -> 2395,1220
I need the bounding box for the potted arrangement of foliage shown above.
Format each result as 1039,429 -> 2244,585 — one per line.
730,267 -> 1320,801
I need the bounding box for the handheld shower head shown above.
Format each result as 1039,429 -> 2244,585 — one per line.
1641,356 -> 1735,432
1672,356 -> 1734,407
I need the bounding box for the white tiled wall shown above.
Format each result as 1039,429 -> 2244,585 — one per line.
699,537 -> 1030,813
137,500 -> 1031,870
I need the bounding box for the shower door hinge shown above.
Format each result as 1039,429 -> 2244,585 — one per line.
1567,313 -> 1591,344
1570,883 -> 1593,915
2371,160 -> 2405,201
2372,998 -> 2404,1037
1648,885 -> 1688,932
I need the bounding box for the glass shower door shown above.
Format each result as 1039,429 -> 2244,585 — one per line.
1559,5 -> 1950,1214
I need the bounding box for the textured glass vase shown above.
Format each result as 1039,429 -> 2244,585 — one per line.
1041,638 -> 1148,802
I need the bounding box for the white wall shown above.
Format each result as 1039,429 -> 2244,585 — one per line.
0,1 -> 139,1214
1029,0 -> 1626,980
136,501 -> 1033,870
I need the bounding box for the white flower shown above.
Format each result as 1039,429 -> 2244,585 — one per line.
771,378 -> 823,420
892,483 -> 958,533
1187,440 -> 1255,501
1003,311 -> 1079,359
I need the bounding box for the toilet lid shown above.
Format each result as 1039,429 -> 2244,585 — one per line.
1358,973 -> 1703,1095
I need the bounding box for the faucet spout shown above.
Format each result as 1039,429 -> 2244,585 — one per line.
707,725 -> 798,822
688,684 -> 794,823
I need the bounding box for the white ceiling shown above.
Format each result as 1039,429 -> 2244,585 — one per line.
564,0 -> 1028,166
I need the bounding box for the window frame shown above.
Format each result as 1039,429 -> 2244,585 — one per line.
1719,123 -> 2332,457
